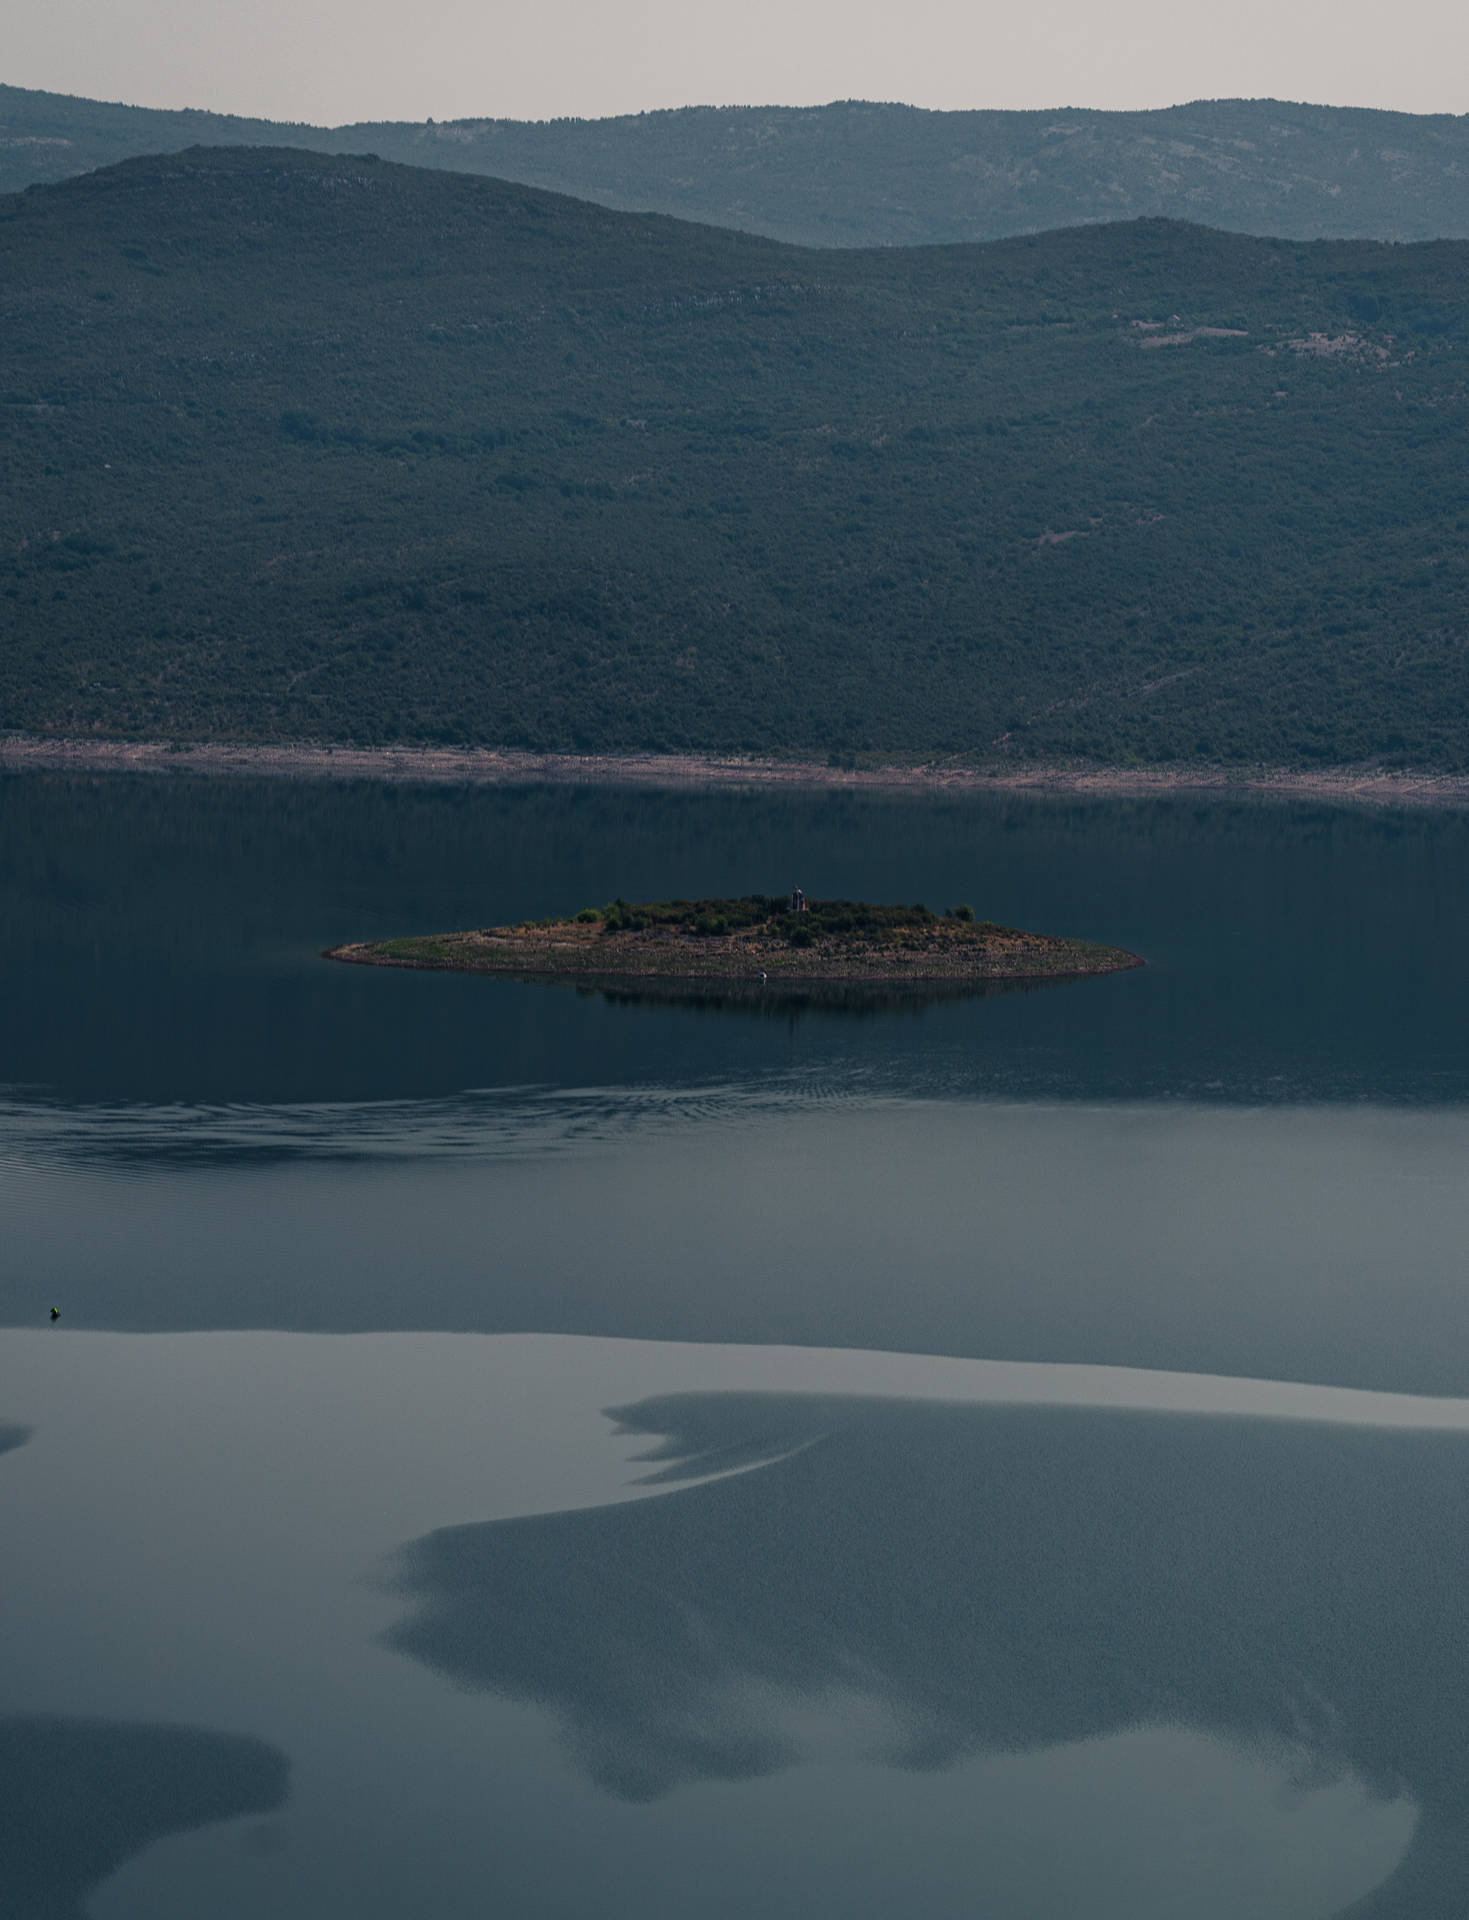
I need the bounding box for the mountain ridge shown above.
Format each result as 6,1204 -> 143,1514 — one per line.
3,145 -> 1467,767
5,86 -> 1469,246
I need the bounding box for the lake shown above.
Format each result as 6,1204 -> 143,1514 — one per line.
4,771 -> 1469,1918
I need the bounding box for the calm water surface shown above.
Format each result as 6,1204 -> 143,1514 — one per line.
4,773 -> 1469,1917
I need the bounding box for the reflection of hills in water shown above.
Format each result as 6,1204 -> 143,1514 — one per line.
0,1422 -> 30,1459
384,1391 -> 1469,1919
0,1714 -> 289,1919
559,973 -> 1070,1020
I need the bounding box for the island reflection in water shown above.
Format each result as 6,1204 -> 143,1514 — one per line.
0,1714 -> 289,1920
560,973 -> 1071,1020
385,1392 -> 1469,1919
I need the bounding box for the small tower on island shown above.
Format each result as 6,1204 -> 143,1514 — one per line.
789,886 -> 807,914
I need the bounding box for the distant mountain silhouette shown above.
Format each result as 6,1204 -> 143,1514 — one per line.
384,1390 -> 1469,1916
4,87 -> 1469,246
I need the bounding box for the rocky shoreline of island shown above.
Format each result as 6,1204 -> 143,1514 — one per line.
325,896 -> 1143,987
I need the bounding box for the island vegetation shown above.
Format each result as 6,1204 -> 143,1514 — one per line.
326,895 -> 1141,984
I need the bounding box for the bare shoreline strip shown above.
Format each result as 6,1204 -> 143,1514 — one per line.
324,944 -> 1143,987
4,733 -> 1469,807
325,910 -> 1142,986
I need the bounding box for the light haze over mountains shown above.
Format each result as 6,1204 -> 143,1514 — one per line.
4,85 -> 1469,246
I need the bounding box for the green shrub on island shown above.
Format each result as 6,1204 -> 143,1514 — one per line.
583,896 -> 959,944
325,894 -> 1141,982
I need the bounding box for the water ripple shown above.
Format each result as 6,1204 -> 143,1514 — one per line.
0,1072 -> 891,1174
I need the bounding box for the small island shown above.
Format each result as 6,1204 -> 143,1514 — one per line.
325,892 -> 1141,986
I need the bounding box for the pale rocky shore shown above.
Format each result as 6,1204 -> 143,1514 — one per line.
4,733 -> 1468,807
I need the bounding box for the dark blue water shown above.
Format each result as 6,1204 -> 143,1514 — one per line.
6,772 -> 1469,1108
4,772 -> 1469,1918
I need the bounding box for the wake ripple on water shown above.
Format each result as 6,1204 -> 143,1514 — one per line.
0,1070 -> 892,1174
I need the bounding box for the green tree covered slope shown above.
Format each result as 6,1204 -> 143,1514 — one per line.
4,87 -> 1469,247
2,147 -> 1467,765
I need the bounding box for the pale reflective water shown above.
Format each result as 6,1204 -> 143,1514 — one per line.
4,774 -> 1469,1917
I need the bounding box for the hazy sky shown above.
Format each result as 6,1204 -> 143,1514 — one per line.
9,0 -> 1468,126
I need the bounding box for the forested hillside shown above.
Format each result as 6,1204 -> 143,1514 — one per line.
3,147 -> 1468,766
5,87 -> 1469,246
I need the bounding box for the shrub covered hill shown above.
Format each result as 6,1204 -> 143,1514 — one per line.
6,87 -> 1469,248
3,146 -> 1468,767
